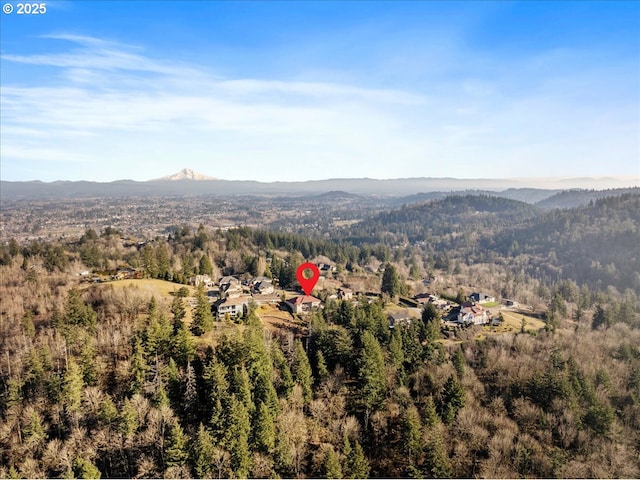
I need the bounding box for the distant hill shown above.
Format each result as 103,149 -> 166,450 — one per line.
1,176 -> 637,202
344,194 -> 541,245
313,190 -> 362,200
535,187 -> 640,209
343,192 -> 640,293
393,188 -> 561,206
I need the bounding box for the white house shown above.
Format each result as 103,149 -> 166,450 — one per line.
457,302 -> 489,325
285,295 -> 322,314
189,274 -> 214,288
216,296 -> 251,319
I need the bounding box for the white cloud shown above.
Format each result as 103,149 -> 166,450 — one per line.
1,33 -> 637,181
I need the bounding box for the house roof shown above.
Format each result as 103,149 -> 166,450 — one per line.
470,292 -> 493,301
286,295 -> 321,305
219,276 -> 240,284
461,304 -> 485,316
252,276 -> 271,283
217,296 -> 251,307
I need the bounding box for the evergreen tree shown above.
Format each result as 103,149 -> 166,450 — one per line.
315,349 -> 329,382
439,374 -> 466,424
165,421 -> 189,468
349,442 -> 370,479
253,401 -> 276,453
22,409 -> 47,450
199,254 -> 213,275
232,366 -> 255,414
79,336 -> 98,385
141,244 -> 158,278
129,336 -> 149,394
172,321 -> 196,364
192,423 -> 216,478
592,304 -> 609,330
202,358 -> 230,439
191,284 -> 214,335
291,340 -> 313,405
272,343 -> 294,397
145,308 -> 173,358
389,328 -> 405,370
182,361 -> 198,422
61,359 -> 83,418
341,435 -> 352,478
62,288 -> 97,330
424,429 -> 452,478
73,458 -> 101,479
357,331 -> 387,425
452,347 -> 466,378
171,295 -> 186,331
421,303 -> 441,344
422,396 -> 439,428
254,367 -> 280,416
156,243 -> 170,279
402,405 -> 423,466
8,237 -> 20,256
119,398 -> 138,440
22,311 -> 35,338
323,448 -> 343,479
225,395 -> 252,478
381,263 -> 401,297
98,395 -> 118,428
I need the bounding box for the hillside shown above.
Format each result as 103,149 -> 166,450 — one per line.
345,195 -> 540,244
487,193 -> 640,292
0,222 -> 638,478
343,193 -> 640,294
536,187 -> 640,209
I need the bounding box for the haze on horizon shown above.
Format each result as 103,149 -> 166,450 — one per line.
1,1 -> 638,183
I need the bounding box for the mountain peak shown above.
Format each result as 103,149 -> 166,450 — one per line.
154,168 -> 216,181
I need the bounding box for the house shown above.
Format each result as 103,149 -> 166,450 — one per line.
414,293 -> 434,305
189,274 -> 214,288
114,267 -> 142,280
215,296 -> 251,319
317,262 -> 336,273
219,276 -> 243,297
469,292 -> 496,304
252,293 -> 280,305
337,288 -> 354,301
250,276 -> 271,286
415,293 -> 448,309
388,313 -> 413,329
252,279 -> 275,295
219,275 -> 241,289
285,295 -> 322,314
457,302 -> 489,325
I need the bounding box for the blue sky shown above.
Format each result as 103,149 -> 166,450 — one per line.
1,0 -> 638,182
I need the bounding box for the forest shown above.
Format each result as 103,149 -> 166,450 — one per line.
0,192 -> 639,478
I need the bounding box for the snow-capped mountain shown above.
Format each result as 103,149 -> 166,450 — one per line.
154,168 -> 216,181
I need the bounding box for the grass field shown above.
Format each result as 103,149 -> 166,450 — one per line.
104,279 -> 197,322
108,278 -> 195,298
481,301 -> 501,308
441,308 -> 547,346
499,309 -> 546,332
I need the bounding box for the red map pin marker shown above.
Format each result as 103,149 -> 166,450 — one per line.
296,262 -> 320,296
